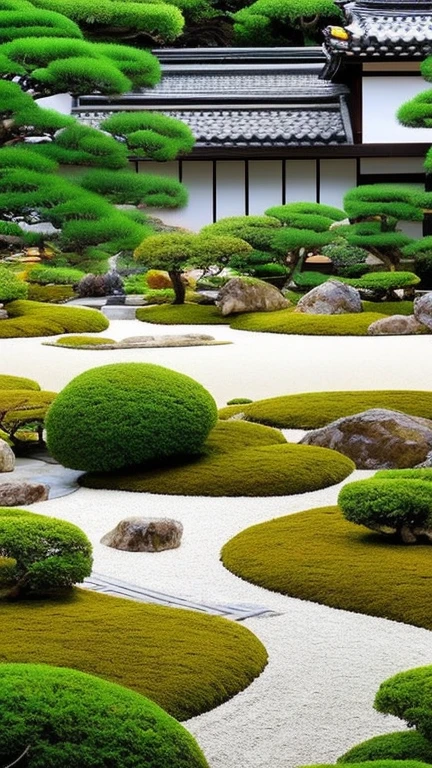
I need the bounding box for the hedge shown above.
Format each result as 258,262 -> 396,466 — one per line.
46,362 -> 218,472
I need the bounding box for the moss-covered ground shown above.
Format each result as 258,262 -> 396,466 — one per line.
0,301 -> 109,338
53,335 -> 116,347
221,505 -> 432,630
0,588 -> 268,721
218,390 -> 432,428
136,303 -> 231,325
80,420 -> 354,496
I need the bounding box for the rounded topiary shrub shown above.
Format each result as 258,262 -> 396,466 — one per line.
0,266 -> 28,302
339,732 -> 432,764
338,478 -> 432,542
0,507 -> 92,597
46,363 -> 218,472
0,663 -> 209,768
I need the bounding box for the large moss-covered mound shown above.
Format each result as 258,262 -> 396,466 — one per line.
46,363 -> 218,472
0,588 -> 268,720
81,420 -> 354,496
229,309 -> 388,335
0,663 -> 209,768
218,391 -> 432,428
136,303 -> 231,325
221,505 -> 432,629
0,300 -> 109,337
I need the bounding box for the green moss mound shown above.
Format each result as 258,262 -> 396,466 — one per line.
54,335 -> 116,346
229,309 -> 386,335
46,363 -> 218,472
304,762 -> 429,768
27,283 -> 75,303
0,663 -> 208,768
218,390 -> 432,429
136,303 -> 231,325
80,420 -> 354,496
0,374 -> 40,391
339,732 -> 432,764
362,300 -> 414,316
0,588 -> 267,721
221,505 -> 432,629
375,666 -> 432,739
0,300 -> 109,337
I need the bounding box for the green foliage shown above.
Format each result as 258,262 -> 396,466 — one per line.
0,507 -> 92,595
0,388 -> 56,444
321,239 -> 370,267
403,237 -> 432,257
136,303 -> 232,324
32,123 -> 128,168
271,226 -> 337,255
0,663 -> 209,768
233,0 -> 342,46
220,503 -> 432,629
337,221 -> 413,251
292,270 -> 330,289
33,55 -> 132,95
340,271 -> 420,293
81,419 -> 354,496
27,265 -> 85,285
0,588 -> 268,721
27,284 -> 75,303
54,335 -> 116,346
0,299 -> 109,338
218,390 -> 432,429
201,215 -> 282,251
339,732 -> 432,764
0,6 -> 83,43
100,112 -> 195,160
375,667 -> 432,741
80,169 -> 188,208
266,202 -> 346,226
229,309 -> 385,335
0,265 -> 28,301
226,398 -> 253,405
338,478 -> 432,539
46,362 -> 218,472
343,185 -> 424,222
397,88 -> 432,129
0,374 -> 40,391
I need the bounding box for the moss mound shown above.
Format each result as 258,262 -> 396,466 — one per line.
362,300 -> 414,316
0,588 -> 267,721
218,390 -> 432,429
54,335 -> 116,346
81,420 -> 354,496
0,374 -> 40,391
339,732 -> 432,764
136,303 -> 231,325
46,363 -> 218,472
0,663 -> 208,768
0,300 -> 109,338
229,309 -> 387,335
27,284 -> 75,303
221,505 -> 432,629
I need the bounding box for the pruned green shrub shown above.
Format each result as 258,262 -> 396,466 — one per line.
0,265 -> 28,302
266,201 -> 345,226
0,507 -> 92,597
292,270 -> 330,290
27,265 -> 85,285
80,169 -> 188,208
201,215 -> 281,251
338,478 -> 432,542
27,283 -> 75,303
375,666 -> 432,741
0,374 -> 40,391
339,732 -> 432,764
341,271 -> 420,292
0,663 -> 209,768
100,112 -> 195,161
46,362 -> 218,472
232,0 -> 342,46
321,239 -> 370,273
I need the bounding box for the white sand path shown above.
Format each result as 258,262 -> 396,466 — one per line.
2,319 -> 432,767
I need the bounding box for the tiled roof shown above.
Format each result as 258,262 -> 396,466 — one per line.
73,49 -> 353,150
324,0 -> 432,57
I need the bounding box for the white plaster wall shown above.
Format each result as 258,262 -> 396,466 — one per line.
285,159 -> 316,202
320,159 -> 357,210
248,160 -> 283,214
362,77 -> 431,143
35,93 -> 72,115
215,161 -> 245,219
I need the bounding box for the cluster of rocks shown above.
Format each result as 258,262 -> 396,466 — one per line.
47,334 -> 228,349
0,303 -> 8,321
0,437 -> 50,504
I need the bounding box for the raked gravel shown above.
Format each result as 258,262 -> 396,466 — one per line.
3,319 -> 432,768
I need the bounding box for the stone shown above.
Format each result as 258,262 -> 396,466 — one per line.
414,293 -> 432,330
120,333 -> 214,347
365,254 -> 386,267
216,278 -> 289,316
367,314 -> 425,336
300,408 -> 432,469
101,306 -> 137,320
124,296 -> 146,306
0,481 -> 49,505
0,439 -> 15,472
295,280 -> 362,315
0,310 -> 8,320
101,517 -> 183,552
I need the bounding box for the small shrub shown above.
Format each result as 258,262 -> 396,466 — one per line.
27,284 -> 75,303
338,478 -> 432,542
76,272 -> 124,298
0,507 -> 92,597
26,265 -> 85,285
339,732 -> 432,764
0,663 -> 209,768
375,665 -> 432,740
46,363 -> 218,472
321,240 -> 370,268
0,266 -> 28,302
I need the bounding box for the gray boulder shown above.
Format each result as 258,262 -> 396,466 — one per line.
295,280 -> 362,315
0,481 -> 49,505
414,293 -> 432,330
0,439 -> 15,472
300,408 -> 432,469
0,303 -> 8,320
367,314 -> 425,336
216,278 -> 289,316
101,517 -> 183,552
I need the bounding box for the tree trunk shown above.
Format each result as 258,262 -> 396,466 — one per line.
168,271 -> 186,304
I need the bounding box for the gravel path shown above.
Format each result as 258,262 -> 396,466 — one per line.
3,319 -> 432,768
